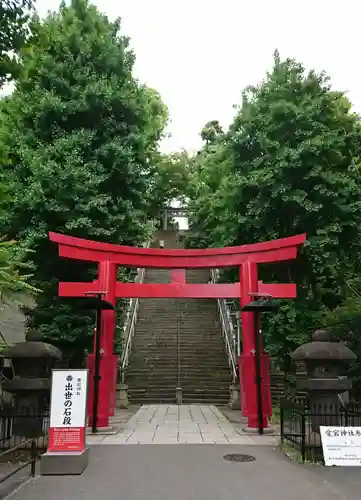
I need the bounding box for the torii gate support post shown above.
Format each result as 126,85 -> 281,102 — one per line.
87,261 -> 118,429
239,261 -> 272,431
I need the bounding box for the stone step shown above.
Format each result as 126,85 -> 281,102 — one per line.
128,349 -> 228,355
130,347 -> 226,351
128,385 -> 229,393
127,382 -> 231,389
129,342 -> 226,346
128,355 -> 229,361
128,393 -> 230,401
132,337 -> 223,342
127,376 -> 230,382
127,362 -> 230,368
126,378 -> 231,385
128,394 -> 230,402
127,367 -> 230,374
126,367 -> 230,379
126,371 -> 231,378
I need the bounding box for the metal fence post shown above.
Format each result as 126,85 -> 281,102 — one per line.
280,401 -> 284,444
301,412 -> 306,463
30,439 -> 36,477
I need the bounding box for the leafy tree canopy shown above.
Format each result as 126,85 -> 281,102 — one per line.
150,150 -> 191,211
0,238 -> 38,303
188,50 -> 361,365
0,0 -> 168,358
0,0 -> 33,86
200,120 -> 224,146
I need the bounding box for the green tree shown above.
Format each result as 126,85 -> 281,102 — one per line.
0,174 -> 38,304
0,0 -> 167,361
189,51 -> 361,364
150,150 -> 191,210
0,0 -> 33,86
200,120 -> 224,146
0,239 -> 38,302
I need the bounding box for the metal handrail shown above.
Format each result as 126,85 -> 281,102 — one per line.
210,269 -> 238,381
119,267 -> 145,383
119,238 -> 151,382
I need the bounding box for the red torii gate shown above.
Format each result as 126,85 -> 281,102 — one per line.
49,231 -> 306,430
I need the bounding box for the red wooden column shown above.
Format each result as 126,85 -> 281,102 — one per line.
87,261 -> 118,428
171,269 -> 186,284
239,261 -> 271,430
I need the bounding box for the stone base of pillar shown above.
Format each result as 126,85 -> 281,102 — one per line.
242,425 -> 275,434
116,383 -> 129,409
228,382 -> 241,410
176,387 -> 182,405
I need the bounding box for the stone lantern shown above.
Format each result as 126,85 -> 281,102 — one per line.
291,329 -> 356,432
2,341 -> 62,437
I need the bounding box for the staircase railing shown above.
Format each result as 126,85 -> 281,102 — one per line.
119,237 -> 152,383
210,269 -> 238,381
119,266 -> 146,383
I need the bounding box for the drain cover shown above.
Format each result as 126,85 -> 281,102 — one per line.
223,453 -> 255,463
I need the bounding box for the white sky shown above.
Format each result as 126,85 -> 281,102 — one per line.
3,0 -> 361,155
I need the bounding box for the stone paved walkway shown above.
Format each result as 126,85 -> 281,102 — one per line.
86,404 -> 278,445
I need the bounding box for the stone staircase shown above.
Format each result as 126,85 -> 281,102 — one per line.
125,231 -> 231,405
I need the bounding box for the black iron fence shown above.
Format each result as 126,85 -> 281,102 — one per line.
0,438 -> 37,485
280,397 -> 361,462
0,404 -> 49,486
0,405 -> 49,451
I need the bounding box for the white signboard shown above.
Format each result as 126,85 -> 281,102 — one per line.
50,369 -> 88,427
320,426 -> 361,466
48,369 -> 88,452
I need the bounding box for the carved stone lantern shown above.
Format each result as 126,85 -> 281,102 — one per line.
2,341 -> 62,437
291,329 -> 356,432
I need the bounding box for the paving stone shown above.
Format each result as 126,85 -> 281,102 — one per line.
89,404 -> 281,445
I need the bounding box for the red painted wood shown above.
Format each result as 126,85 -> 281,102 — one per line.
98,261 -> 116,355
171,269 -> 186,284
57,244 -> 299,268
49,231 -> 306,257
240,261 -> 259,355
58,281 -> 296,299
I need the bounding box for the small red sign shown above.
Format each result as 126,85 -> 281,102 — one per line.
48,426 -> 85,452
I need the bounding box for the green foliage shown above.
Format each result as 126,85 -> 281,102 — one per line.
200,120 -> 224,146
324,294 -> 361,393
0,239 -> 38,302
0,0 -> 33,86
189,50 -> 361,363
0,0 -> 167,358
149,150 -> 191,211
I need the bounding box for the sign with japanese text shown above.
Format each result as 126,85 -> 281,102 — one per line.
320,426 -> 361,466
48,369 -> 88,452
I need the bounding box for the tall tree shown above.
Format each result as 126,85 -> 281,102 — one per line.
150,150 -> 190,210
0,239 -> 38,303
189,51 -> 361,362
0,0 -> 167,360
200,120 -> 224,146
0,0 -> 33,86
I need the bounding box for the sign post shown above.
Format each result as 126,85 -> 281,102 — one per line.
320,426 -> 361,466
41,369 -> 89,476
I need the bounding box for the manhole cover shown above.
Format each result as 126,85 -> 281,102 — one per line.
223,453 -> 255,463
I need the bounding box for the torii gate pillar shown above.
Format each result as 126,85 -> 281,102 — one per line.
87,261 -> 118,429
239,261 -> 269,429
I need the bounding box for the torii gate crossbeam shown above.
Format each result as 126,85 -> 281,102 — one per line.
49,231 -> 306,430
